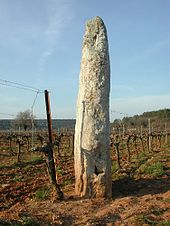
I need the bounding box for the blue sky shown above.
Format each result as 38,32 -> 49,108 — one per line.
0,0 -> 169,121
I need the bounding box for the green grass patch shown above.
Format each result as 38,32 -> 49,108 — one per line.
24,164 -> 33,170
159,220 -> 170,226
138,161 -> 165,178
25,155 -> 43,164
138,153 -> 148,165
145,162 -> 165,177
138,158 -> 147,165
164,197 -> 170,203
13,176 -> 24,182
150,207 -> 167,216
137,214 -> 157,225
35,186 -> 51,200
22,156 -> 45,169
120,142 -> 126,149
0,164 -> 7,170
0,217 -> 40,226
63,179 -> 73,186
20,216 -> 40,226
138,151 -> 147,159
111,162 -> 118,174
56,165 -> 63,175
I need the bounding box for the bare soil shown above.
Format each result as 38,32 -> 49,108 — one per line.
0,144 -> 170,225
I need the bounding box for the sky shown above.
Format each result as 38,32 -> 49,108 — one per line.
0,0 -> 169,121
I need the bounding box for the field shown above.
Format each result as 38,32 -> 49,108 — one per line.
0,130 -> 170,225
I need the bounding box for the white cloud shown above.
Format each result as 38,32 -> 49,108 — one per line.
38,48 -> 53,72
111,94 -> 170,121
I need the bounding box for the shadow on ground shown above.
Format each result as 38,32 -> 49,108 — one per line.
0,159 -> 45,170
112,176 -> 170,198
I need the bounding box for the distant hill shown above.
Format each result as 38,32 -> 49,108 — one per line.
112,108 -> 170,131
0,119 -> 76,131
1,109 -> 169,131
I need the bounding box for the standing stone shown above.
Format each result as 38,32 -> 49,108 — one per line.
74,16 -> 112,198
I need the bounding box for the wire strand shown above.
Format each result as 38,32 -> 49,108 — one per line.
31,91 -> 40,110
111,110 -> 129,116
0,112 -> 16,117
0,78 -> 44,93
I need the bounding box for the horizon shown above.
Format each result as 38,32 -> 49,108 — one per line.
0,108 -> 169,122
0,0 -> 170,121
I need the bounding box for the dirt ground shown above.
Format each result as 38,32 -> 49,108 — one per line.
0,144 -> 170,225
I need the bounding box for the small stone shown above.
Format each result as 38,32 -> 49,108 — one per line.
1,184 -> 10,188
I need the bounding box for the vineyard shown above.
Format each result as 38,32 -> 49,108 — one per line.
0,128 -> 169,225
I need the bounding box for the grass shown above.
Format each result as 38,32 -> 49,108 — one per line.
159,220 -> 170,226
24,164 -> 33,170
120,142 -> 126,149
164,197 -> 170,203
145,162 -> 165,177
35,186 -> 51,200
0,164 -> 7,170
63,178 -> 73,186
137,151 -> 148,165
137,214 -> 157,225
24,155 -> 43,164
138,216 -> 170,226
111,161 -> 126,180
138,151 -> 146,158
20,216 -> 40,226
13,176 -> 24,182
137,160 -> 165,178
111,162 -> 118,174
150,207 -> 167,216
56,165 -> 63,176
0,218 -> 40,226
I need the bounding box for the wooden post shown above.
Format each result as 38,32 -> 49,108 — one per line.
31,110 -> 34,149
44,90 -> 53,143
148,118 -> 151,151
140,125 -> 143,137
72,133 -> 74,156
122,124 -> 125,139
115,142 -> 121,169
165,122 -> 168,145
44,90 -> 63,200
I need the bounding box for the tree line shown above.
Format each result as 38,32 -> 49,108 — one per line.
0,110 -> 76,130
112,108 -> 170,131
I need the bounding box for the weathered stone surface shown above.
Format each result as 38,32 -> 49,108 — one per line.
74,16 -> 112,198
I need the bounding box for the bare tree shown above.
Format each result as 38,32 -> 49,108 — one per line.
12,110 -> 36,131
